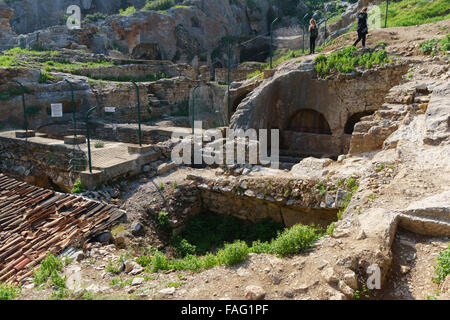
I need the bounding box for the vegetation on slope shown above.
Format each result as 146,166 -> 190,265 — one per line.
314,46 -> 391,76
419,34 -> 450,57
376,0 -> 450,28
433,244 -> 450,284
133,212 -> 335,274
0,282 -> 21,300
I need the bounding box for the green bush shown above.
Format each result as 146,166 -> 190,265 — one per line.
200,253 -> 219,269
38,70 -> 55,83
433,245 -> 450,283
179,213 -> 283,255
171,254 -> 203,271
157,211 -> 171,231
150,250 -> 170,272
71,178 -> 87,194
84,12 -> 108,23
143,0 -> 179,11
315,46 -> 389,77
270,224 -> 320,257
420,34 -> 450,57
217,240 -> 249,266
119,6 -> 136,16
33,253 -> 64,286
0,282 -> 21,300
171,233 -> 197,257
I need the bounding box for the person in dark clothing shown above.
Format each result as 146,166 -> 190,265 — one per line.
353,7 -> 368,48
309,19 -> 319,54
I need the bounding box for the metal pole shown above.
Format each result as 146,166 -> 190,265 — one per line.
131,81 -> 142,147
65,79 -> 77,138
12,80 -> 27,132
385,0 -> 389,28
86,106 -> 97,173
227,39 -> 231,124
302,13 -> 308,54
270,18 -> 279,69
191,84 -> 199,135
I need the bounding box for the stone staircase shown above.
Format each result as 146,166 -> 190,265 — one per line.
349,82 -> 432,154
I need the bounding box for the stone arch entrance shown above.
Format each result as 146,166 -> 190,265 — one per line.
344,111 -> 375,134
287,109 -> 332,135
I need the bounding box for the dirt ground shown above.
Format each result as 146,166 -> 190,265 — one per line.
323,19 -> 450,55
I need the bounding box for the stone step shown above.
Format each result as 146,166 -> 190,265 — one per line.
397,214 -> 450,237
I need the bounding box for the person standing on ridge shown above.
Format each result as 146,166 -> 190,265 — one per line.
353,7 -> 369,48
309,19 -> 319,54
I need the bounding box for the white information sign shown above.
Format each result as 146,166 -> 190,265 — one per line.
105,107 -> 116,113
51,103 -> 63,117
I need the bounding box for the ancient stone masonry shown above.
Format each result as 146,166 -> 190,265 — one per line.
214,68 -> 259,84
75,62 -> 195,80
0,1 -> 15,49
349,81 -> 444,154
0,68 -> 94,132
147,172 -> 357,231
0,133 -> 87,192
230,59 -> 409,159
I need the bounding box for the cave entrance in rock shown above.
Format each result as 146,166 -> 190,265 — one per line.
231,92 -> 250,115
287,109 -> 332,135
344,111 -> 375,134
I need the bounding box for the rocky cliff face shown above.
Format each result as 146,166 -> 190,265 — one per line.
5,0 -> 146,35
1,0 -> 275,65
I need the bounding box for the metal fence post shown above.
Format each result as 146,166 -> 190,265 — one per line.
86,106 -> 97,173
131,81 -> 142,147
65,79 -> 77,138
270,17 -> 279,69
12,80 -> 27,132
191,84 -> 200,135
227,39 -> 231,124
384,0 -> 389,28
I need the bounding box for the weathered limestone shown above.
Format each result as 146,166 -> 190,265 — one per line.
230,58 -> 408,158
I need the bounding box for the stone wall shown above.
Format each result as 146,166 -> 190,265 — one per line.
0,133 -> 86,192
0,68 -> 94,132
215,68 -> 257,84
230,59 -> 409,157
76,62 -> 196,80
188,174 -> 342,228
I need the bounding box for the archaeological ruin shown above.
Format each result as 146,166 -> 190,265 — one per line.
0,0 -> 449,305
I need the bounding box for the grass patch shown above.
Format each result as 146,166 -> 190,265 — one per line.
0,282 -> 21,300
143,0 -> 178,12
375,0 -> 450,28
174,213 -> 284,256
136,221 -> 326,273
315,46 -> 390,77
419,34 -> 450,57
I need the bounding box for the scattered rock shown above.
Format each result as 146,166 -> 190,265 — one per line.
95,232 -> 114,244
157,162 -> 177,175
400,265 -> 411,275
245,285 -> 266,300
159,287 -> 176,295
131,277 -> 145,286
322,267 -> 339,285
130,221 -> 145,236
343,271 -> 358,290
